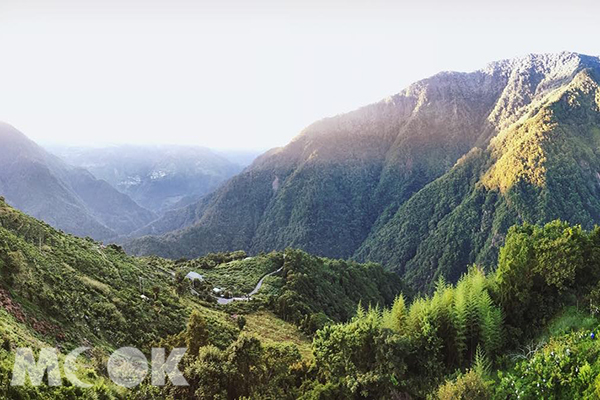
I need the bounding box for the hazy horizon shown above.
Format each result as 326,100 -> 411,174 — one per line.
1,0 -> 599,150
41,140 -> 269,154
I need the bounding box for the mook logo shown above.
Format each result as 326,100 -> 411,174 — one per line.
11,347 -> 188,388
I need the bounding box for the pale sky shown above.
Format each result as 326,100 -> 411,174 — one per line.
0,0 -> 598,150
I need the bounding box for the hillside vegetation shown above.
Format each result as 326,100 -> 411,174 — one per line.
6,52 -> 600,399
133,219 -> 600,399
0,198 -> 399,398
4,195 -> 600,398
297,220 -> 600,399
357,66 -> 600,290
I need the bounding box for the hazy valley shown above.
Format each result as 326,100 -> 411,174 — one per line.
50,144 -> 250,213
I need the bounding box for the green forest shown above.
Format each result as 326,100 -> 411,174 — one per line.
4,194 -> 600,399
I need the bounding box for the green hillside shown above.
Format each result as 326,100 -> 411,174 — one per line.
0,198 -> 400,398
298,220 -> 600,399
7,52 -> 600,399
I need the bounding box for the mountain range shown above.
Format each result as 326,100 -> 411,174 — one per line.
51,144 -> 243,213
0,123 -> 157,240
124,52 -> 600,290
0,124 -> 255,242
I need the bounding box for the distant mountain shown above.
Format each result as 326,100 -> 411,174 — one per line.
0,123 -> 156,240
50,144 -> 243,213
125,52 -> 600,290
214,149 -> 264,168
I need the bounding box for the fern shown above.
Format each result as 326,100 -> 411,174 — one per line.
453,277 -> 469,365
473,345 -> 491,379
477,291 -> 503,357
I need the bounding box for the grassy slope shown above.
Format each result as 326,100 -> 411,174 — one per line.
244,311 -> 312,359
193,255 -> 281,296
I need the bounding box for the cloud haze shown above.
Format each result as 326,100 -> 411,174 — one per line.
0,0 -> 598,149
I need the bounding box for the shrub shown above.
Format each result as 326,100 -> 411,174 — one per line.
436,370 -> 491,400
237,315 -> 247,330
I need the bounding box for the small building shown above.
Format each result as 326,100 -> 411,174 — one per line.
213,287 -> 223,295
185,271 -> 204,282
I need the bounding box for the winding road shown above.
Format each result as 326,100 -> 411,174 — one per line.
217,267 -> 283,305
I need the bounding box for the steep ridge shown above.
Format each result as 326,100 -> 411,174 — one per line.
126,52 -> 600,290
0,123 -> 156,240
358,65 -> 600,289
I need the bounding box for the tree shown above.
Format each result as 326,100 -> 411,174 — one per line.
477,292 -> 503,357
184,345 -> 227,400
185,311 -> 209,358
174,269 -> 188,296
226,335 -> 265,399
313,309 -> 410,398
1,250 -> 25,284
495,224 -> 535,340
532,221 -> 586,292
496,221 -> 590,342
382,294 -> 407,333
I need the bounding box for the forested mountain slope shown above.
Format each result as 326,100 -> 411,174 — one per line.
126,52 -> 600,290
358,65 -> 600,289
0,123 -> 156,240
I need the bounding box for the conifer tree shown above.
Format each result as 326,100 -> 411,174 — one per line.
383,294 -> 407,334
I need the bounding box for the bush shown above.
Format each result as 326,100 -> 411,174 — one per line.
436,370 -> 491,400
237,315 -> 247,330
1,250 -> 25,284
3,250 -> 26,274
